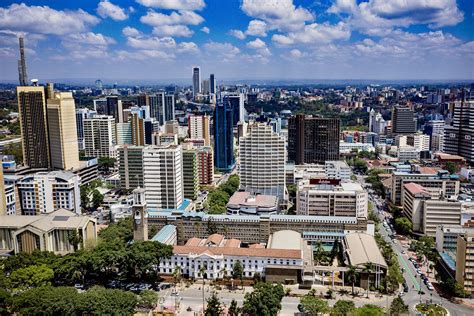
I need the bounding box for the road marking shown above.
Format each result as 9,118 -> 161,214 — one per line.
398,253 -> 420,292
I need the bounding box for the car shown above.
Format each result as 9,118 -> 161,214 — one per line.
427,284 -> 434,291
401,250 -> 406,254
403,283 -> 409,293
416,269 -> 422,274
74,284 -> 84,290
171,290 -> 180,296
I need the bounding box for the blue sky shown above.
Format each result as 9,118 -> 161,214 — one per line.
0,0 -> 473,82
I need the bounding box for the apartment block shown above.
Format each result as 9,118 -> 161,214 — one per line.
118,145 -> 144,190
83,115 -> 116,158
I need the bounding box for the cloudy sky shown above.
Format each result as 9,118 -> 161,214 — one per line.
0,0 -> 473,82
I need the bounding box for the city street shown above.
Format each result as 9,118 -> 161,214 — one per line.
367,190 -> 474,316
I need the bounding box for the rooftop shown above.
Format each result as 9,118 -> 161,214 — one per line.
227,192 -> 278,208
344,233 -> 387,268
403,182 -> 429,195
268,230 -> 302,250
172,245 -> 302,259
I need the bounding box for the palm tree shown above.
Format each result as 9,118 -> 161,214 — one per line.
172,266 -> 182,288
314,241 -> 326,265
346,265 -> 359,296
363,262 -> 375,298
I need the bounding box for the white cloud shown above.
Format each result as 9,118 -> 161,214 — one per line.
272,22 -> 350,46
140,10 -> 204,26
127,36 -> 177,50
136,0 -> 205,11
115,49 -> 174,61
247,38 -> 266,49
229,29 -> 246,40
177,41 -> 199,53
122,27 -> 141,37
289,49 -> 303,58
241,0 -> 313,31
246,20 -> 267,37
200,26 -> 210,34
0,3 -> 99,35
64,32 -> 116,46
329,0 -> 464,35
97,1 -> 128,21
204,41 -> 240,60
152,25 -> 193,37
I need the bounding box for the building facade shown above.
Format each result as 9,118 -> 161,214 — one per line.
182,149 -> 198,201
391,106 -> 416,135
445,100 -> 474,163
143,145 -> 184,209
188,115 -> 211,146
197,146 -> 214,185
214,100 -> 235,172
288,114 -> 340,164
83,115 -> 116,158
118,145 -> 144,191
239,123 -> 286,199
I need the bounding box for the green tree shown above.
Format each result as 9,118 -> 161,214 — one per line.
0,289 -> 11,315
80,185 -> 90,210
228,299 -> 240,316
205,292 -> 223,316
11,286 -> 78,315
9,264 -> 54,290
356,304 -> 384,316
232,260 -> 244,289
77,286 -> 137,315
137,290 -> 158,310
299,295 -> 329,316
363,262 -> 375,297
99,217 -> 133,244
242,282 -> 284,316
91,189 -> 104,210
395,217 -> 412,235
444,162 -> 458,174
68,230 -> 83,251
331,300 -> 356,316
98,157 -> 116,174
353,158 -> 368,174
346,265 -> 359,295
389,297 -> 409,316
385,262 -> 404,293
314,241 -> 328,265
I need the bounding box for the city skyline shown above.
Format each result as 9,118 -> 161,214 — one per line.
0,0 -> 473,82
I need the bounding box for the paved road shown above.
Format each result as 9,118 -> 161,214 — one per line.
367,190 -> 474,316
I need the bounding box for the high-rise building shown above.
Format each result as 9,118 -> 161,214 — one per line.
210,74 -> 216,95
239,123 -> 286,199
164,120 -> 179,135
149,94 -> 161,122
18,36 -> 28,86
144,119 -> 159,145
445,100 -> 474,163
202,79 -> 210,95
192,66 -> 201,98
226,94 -> 245,126
118,145 -> 144,191
391,106 -> 416,135
456,233 -> 474,295
163,94 -> 175,123
407,134 -> 430,152
47,92 -> 80,170
116,122 -> 132,145
17,86 -> 50,169
76,108 -> 97,150
17,171 -> 81,215
143,144 -> 183,209
137,94 -> 149,107
182,149 -> 198,200
131,113 -> 145,146
214,100 -> 235,172
83,115 -> 116,158
188,115 -> 211,146
0,166 -> 6,215
197,146 -> 214,185
288,114 -> 340,164
106,96 -> 123,123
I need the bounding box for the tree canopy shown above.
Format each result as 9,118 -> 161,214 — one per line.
242,282 -> 284,316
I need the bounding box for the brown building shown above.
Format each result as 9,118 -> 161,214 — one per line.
17,86 -> 51,169
197,146 -> 214,185
288,114 -> 340,164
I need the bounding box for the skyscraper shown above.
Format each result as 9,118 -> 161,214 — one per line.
239,123 -> 286,199
197,146 -> 214,185
17,86 -> 50,169
445,99 -> 474,163
391,106 -> 416,135
18,36 -> 28,86
47,92 -> 80,170
143,144 -> 184,209
182,148 -> 198,201
106,96 -> 123,123
188,115 -> 211,146
118,145 -> 144,190
76,109 -> 97,150
288,114 -> 340,164
163,94 -> 175,122
131,113 -> 145,146
226,94 -> 245,126
149,94 -> 161,123
192,66 -> 201,98
214,98 -> 235,172
0,166 -> 6,215
210,74 -> 216,95
83,115 -> 116,158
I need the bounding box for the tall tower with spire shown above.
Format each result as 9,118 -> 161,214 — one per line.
18,36 -> 28,86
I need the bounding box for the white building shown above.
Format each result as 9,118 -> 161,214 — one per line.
116,122 -> 132,145
410,134 -> 430,152
397,146 -> 420,162
83,115 -> 116,158
158,231 -> 305,282
297,181 -> 368,218
227,191 -> 279,215
325,161 -> 352,180
76,108 -> 97,150
339,141 -> 375,154
143,144 -> 183,209
17,171 -> 81,215
239,123 -> 286,199
188,115 -> 210,146
431,133 -> 444,152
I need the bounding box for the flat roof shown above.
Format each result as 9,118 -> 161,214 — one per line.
268,230 -> 302,250
151,225 -> 176,243
227,192 -> 278,208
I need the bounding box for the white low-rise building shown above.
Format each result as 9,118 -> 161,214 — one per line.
227,191 -> 279,215
339,142 -> 375,154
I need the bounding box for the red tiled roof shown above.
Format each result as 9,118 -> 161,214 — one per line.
404,182 -> 428,195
